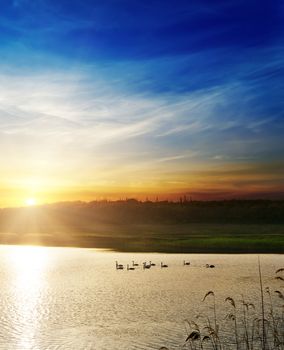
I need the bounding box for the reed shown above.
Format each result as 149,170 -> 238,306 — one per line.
258,256 -> 267,349
160,262 -> 284,350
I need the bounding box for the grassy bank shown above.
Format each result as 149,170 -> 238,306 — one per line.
78,223 -> 284,253
1,223 -> 283,253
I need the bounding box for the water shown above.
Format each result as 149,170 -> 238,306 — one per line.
0,245 -> 282,349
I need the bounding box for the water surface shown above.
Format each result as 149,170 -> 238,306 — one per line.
0,246 -> 282,349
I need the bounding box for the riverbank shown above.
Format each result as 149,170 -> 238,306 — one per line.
0,223 -> 283,253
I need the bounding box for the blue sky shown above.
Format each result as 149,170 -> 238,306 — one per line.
0,0 -> 283,205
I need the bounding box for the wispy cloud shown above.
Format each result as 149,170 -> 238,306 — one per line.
0,0 -> 283,204
0,65 -> 283,146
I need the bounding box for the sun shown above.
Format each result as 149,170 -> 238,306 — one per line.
25,198 -> 37,206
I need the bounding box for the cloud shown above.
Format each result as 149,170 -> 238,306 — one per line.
0,43 -> 283,201
0,65 -> 283,159
0,0 -> 283,206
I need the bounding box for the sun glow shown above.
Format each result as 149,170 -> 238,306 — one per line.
25,197 -> 37,206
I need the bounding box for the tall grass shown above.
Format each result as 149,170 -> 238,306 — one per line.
160,262 -> 284,350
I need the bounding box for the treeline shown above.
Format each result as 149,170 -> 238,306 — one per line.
0,199 -> 283,232
0,200 -> 283,251
46,199 -> 284,224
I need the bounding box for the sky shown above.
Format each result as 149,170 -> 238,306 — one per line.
0,0 -> 283,206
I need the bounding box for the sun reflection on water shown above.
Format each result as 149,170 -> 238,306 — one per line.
8,245 -> 49,282
6,246 -> 50,349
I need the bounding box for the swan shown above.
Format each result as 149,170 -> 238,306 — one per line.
116,261 -> 124,270
143,262 -> 151,269
161,262 -> 168,268
127,264 -> 135,270
206,264 -> 215,268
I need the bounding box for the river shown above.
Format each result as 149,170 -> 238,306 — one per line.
0,246 -> 282,349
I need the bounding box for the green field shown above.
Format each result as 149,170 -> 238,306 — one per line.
79,223 -> 284,253
1,223 -> 283,253
1,201 -> 284,252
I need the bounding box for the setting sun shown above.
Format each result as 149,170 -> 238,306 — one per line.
25,198 -> 37,206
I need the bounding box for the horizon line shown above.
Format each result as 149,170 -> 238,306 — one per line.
2,196 -> 284,210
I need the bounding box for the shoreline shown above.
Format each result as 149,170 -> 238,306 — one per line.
0,223 -> 283,254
